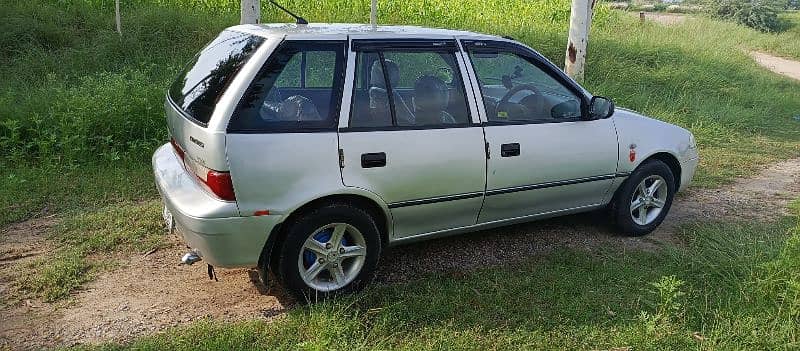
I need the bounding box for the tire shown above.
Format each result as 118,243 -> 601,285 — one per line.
611,160 -> 676,236
276,202 -> 382,302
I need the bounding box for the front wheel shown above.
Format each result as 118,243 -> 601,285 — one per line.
611,160 -> 676,236
276,202 -> 381,302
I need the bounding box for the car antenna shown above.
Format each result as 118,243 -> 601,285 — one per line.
269,0 -> 308,25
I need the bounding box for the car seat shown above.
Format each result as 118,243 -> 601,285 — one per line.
412,75 -> 456,125
369,60 -> 415,126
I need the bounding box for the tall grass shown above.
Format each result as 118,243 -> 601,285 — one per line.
1,0 -> 799,225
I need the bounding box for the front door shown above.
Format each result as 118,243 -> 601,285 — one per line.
338,39 -> 487,239
462,40 -> 620,223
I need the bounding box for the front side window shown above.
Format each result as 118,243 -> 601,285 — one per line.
467,48 -> 583,123
169,30 -> 265,125
350,48 -> 471,128
228,41 -> 346,132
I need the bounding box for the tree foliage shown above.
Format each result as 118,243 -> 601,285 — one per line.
707,0 -> 787,32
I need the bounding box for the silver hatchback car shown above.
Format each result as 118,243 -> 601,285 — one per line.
153,23 -> 698,300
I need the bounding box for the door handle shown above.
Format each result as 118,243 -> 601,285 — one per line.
361,152 -> 386,168
500,143 -> 520,157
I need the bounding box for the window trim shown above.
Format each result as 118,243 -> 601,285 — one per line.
226,40 -> 348,134
461,39 -> 590,125
351,39 -> 459,52
377,51 -> 399,127
167,93 -> 209,128
344,44 -> 480,131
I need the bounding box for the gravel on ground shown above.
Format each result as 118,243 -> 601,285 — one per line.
1,157 -> 799,349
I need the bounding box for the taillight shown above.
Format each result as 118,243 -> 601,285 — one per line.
171,137 -> 235,201
205,170 -> 236,201
170,137 -> 185,160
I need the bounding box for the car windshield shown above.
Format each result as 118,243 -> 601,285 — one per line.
168,30 -> 265,125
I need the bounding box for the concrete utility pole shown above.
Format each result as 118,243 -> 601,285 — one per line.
564,0 -> 595,82
370,0 -> 377,29
115,0 -> 122,35
241,0 -> 261,24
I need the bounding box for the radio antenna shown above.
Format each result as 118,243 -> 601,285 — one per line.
269,0 -> 308,25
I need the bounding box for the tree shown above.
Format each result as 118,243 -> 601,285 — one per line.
564,0 -> 595,82
241,0 -> 260,24
707,0 -> 785,32
115,0 -> 121,34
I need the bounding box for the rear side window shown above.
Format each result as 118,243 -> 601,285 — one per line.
349,48 -> 472,129
169,30 -> 265,126
228,41 -> 346,133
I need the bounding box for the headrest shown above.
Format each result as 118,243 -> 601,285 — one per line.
413,75 -> 449,112
370,59 -> 400,88
260,95 -> 321,121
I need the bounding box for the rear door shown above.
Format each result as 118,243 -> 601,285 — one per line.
338,39 -> 487,239
225,40 -> 349,216
461,40 -> 620,223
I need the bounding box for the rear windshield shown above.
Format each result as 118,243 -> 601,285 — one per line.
168,30 -> 265,125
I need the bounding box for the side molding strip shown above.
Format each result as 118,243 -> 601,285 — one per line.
388,192 -> 484,208
386,173 -> 630,209
486,174 -> 624,196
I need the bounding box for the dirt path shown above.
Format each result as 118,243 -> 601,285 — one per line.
639,12 -> 688,26
2,158 -> 799,349
750,51 -> 800,81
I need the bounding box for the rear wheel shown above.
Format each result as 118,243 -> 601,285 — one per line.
276,202 -> 381,302
612,160 -> 676,236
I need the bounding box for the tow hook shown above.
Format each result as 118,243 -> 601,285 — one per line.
180,251 -> 202,265
207,264 -> 218,281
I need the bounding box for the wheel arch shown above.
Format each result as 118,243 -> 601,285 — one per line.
643,152 -> 682,190
257,191 -> 392,274
611,151 -> 682,205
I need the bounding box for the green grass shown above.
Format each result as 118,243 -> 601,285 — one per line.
14,200 -> 166,301
1,165 -> 157,227
1,0 -> 800,322
74,201 -> 800,350
1,2 -> 798,347
2,1 -> 800,228
16,248 -> 94,303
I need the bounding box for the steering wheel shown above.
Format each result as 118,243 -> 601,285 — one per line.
498,84 -> 541,105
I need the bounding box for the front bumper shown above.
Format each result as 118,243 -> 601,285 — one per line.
678,149 -> 699,192
152,143 -> 281,268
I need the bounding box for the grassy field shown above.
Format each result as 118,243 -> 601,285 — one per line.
2,1 -> 800,227
1,0 -> 800,349
79,201 -> 800,350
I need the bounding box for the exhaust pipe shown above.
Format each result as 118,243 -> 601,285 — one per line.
181,251 -> 202,265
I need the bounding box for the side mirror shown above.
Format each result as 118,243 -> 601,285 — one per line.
588,96 -> 614,120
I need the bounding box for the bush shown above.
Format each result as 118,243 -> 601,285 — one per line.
707,0 -> 786,32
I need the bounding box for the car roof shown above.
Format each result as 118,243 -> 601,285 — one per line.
229,23 -> 501,40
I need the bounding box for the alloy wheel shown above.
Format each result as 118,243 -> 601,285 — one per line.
630,175 -> 669,226
297,223 -> 367,292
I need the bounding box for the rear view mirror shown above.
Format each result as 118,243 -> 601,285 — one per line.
588,96 -> 614,119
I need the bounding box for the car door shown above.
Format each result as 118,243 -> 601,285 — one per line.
338,39 -> 487,239
461,40 -> 620,223
226,40 -> 348,216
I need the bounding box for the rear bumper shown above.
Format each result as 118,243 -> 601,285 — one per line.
152,143 -> 281,268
